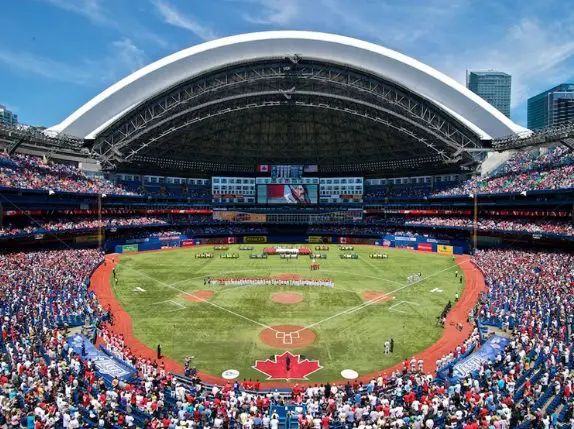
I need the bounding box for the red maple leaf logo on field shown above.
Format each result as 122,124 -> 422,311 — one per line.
253,352 -> 322,380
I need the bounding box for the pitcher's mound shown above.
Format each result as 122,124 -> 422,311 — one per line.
361,291 -> 393,303
273,273 -> 305,281
271,293 -> 304,304
260,325 -> 316,348
182,290 -> 214,302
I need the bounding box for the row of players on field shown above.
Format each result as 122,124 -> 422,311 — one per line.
204,277 -> 335,288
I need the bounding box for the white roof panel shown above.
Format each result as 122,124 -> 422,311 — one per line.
49,31 -> 529,140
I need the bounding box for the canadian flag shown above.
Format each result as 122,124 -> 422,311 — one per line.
257,164 -> 270,173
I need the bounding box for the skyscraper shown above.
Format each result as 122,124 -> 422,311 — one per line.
527,84 -> 574,130
0,105 -> 18,126
466,71 -> 512,118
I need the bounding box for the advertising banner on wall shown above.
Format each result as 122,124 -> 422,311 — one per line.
437,244 -> 454,256
181,239 -> 198,247
214,211 -> 267,223
446,335 -> 509,381
67,334 -> 136,383
244,236 -> 268,243
417,243 -> 433,252
307,236 -> 325,243
74,234 -> 103,243
120,244 -> 139,253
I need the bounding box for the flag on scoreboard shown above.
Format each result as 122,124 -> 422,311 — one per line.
257,164 -> 270,173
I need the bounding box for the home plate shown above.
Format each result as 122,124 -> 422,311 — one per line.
221,369 -> 240,380
341,369 -> 358,380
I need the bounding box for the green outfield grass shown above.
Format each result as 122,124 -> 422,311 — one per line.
112,244 -> 464,381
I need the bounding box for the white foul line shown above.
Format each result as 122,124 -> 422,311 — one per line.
294,259 -> 471,333
119,265 -> 280,333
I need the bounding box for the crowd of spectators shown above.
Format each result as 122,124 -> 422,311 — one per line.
0,216 -> 171,237
434,147 -> 574,197
364,185 -> 432,201
1,245 -> 574,427
0,153 -> 137,196
491,146 -> 574,178
185,225 -> 268,236
471,249 -> 574,426
404,217 -> 574,237
363,147 -> 574,201
309,216 -> 574,238
0,215 -> 224,238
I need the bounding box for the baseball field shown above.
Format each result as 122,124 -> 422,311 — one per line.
107,244 -> 466,382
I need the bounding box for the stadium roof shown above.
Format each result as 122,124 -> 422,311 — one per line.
49,31 -> 530,175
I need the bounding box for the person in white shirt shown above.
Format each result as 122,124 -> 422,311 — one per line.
126,414 -> 135,427
270,415 -> 279,429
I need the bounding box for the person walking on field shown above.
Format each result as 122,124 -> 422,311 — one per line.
384,340 -> 390,354
157,344 -> 161,360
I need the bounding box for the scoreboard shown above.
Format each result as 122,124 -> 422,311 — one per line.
319,177 -> 363,203
212,175 -> 363,204
211,177 -> 256,203
272,165 -> 303,179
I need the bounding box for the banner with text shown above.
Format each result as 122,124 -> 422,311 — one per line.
67,334 -> 136,382
214,211 -> 267,223
417,243 -> 433,252
437,244 -> 454,256
120,244 -> 139,253
447,335 -> 509,381
243,236 -> 268,243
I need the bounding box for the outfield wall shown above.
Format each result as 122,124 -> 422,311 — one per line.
378,234 -> 468,254
109,233 -> 467,254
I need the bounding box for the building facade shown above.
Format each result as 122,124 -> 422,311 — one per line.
466,71 -> 512,118
527,84 -> 574,130
0,105 -> 18,126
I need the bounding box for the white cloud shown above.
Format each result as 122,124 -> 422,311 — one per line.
316,0 -> 470,46
435,17 -> 574,109
241,0 -> 300,26
39,0 -> 169,47
112,38 -> 146,72
235,0 -> 468,46
152,0 -> 217,41
41,0 -> 112,26
0,38 -> 146,86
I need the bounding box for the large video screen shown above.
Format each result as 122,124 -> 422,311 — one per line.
257,184 -> 318,204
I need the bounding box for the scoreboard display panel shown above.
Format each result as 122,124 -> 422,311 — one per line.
320,177 -> 363,203
271,165 -> 304,179
257,184 -> 318,204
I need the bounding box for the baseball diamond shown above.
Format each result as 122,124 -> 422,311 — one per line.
93,244 -> 482,383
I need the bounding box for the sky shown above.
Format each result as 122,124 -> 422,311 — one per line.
1,0 -> 574,129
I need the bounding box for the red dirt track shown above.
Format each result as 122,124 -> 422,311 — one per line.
271,293 -> 304,304
260,325 -> 316,348
90,252 -> 484,387
183,290 -> 214,302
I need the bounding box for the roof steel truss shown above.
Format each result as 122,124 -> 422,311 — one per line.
93,59 -> 481,170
